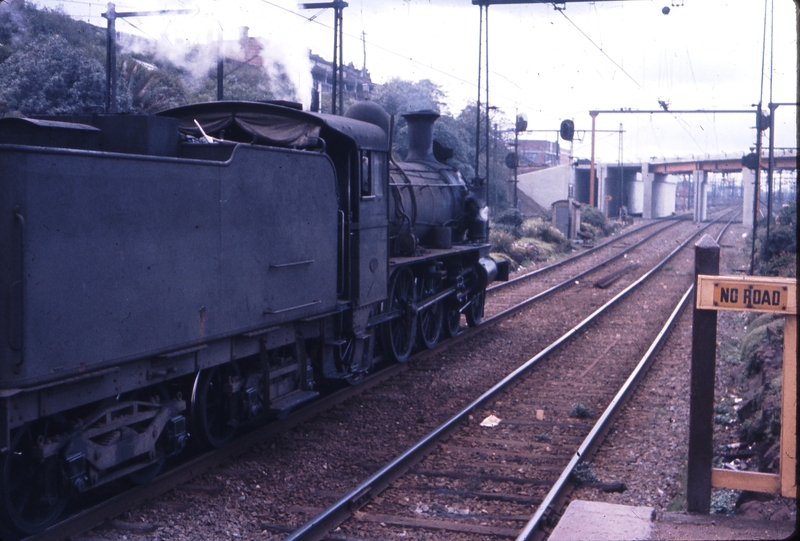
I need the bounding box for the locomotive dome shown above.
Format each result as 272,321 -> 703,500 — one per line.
343,101 -> 391,136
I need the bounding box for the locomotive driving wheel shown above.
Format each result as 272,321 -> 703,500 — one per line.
417,275 -> 444,349
465,289 -> 486,328
382,267 -> 417,363
0,419 -> 68,539
444,305 -> 461,338
191,362 -> 241,449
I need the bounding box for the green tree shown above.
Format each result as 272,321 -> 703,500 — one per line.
371,78 -> 448,116
0,35 -> 112,115
453,102 -> 512,210
0,1 -> 106,65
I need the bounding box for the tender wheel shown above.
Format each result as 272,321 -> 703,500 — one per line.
465,289 -> 486,328
191,363 -> 240,449
0,421 -> 68,539
417,276 -> 444,349
127,386 -> 170,485
381,267 -> 417,363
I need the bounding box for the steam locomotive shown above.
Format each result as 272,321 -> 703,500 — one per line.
0,99 -> 507,537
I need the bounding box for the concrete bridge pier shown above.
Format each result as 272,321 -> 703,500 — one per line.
692,169 -> 709,222
642,162 -> 676,219
642,162 -> 653,220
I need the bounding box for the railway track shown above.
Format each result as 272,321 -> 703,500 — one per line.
26,213 -> 734,541
482,215 -> 686,320
279,212 -> 737,541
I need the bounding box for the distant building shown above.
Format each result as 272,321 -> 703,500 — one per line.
227,27 -> 264,67
309,52 -> 372,112
515,139 -> 565,169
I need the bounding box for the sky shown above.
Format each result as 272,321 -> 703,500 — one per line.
17,0 -> 799,163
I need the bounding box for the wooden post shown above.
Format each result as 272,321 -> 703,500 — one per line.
687,235 -> 720,513
781,315 -> 797,498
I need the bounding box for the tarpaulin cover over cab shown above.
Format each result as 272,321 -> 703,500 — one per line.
160,101 -> 324,149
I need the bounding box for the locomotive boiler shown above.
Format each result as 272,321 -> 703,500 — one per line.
0,99 -> 506,537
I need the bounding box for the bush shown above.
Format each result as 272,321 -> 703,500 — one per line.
756,199 -> 796,276
489,229 -> 514,255
740,316 -> 784,376
494,208 -> 523,228
580,204 -> 606,229
759,225 -> 796,260
580,222 -> 598,239
764,252 -> 796,277
520,218 -> 567,245
508,238 -> 541,263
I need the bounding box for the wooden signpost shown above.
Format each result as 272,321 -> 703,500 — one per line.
694,271 -> 796,501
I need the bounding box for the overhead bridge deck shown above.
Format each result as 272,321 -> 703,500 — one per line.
517,150 -> 797,223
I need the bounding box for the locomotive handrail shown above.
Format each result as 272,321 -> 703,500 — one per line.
269,259 -> 315,269
389,159 -> 418,230
263,300 -> 321,315
0,366 -> 121,399
388,183 -> 464,188
338,210 -> 345,296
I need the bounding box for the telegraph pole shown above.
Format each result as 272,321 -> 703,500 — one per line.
102,3 -> 193,113
301,2 -> 348,115
589,111 -> 597,207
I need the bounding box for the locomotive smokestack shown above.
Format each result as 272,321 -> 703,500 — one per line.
403,110 -> 439,162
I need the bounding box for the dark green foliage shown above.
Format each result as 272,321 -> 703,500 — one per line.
580,204 -> 607,229
740,315 -> 782,377
570,402 -> 593,419
494,208 -> 523,228
759,226 -> 796,260
0,34 -> 108,114
764,252 -> 796,277
570,462 -> 597,484
0,1 -> 105,64
755,199 -> 796,277
371,77 -> 447,116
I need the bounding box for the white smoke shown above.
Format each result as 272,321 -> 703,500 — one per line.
115,0 -> 314,108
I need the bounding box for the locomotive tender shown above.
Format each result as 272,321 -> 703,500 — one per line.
0,100 -> 507,537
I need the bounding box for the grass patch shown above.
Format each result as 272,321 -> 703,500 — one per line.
570,402 -> 593,419
570,462 -> 598,485
711,489 -> 738,515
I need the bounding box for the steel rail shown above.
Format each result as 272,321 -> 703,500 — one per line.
482,217 -> 688,323
29,211 -> 732,541
282,214 -> 734,541
488,215 -> 685,294
24,218 -> 682,541
515,212 -> 739,541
